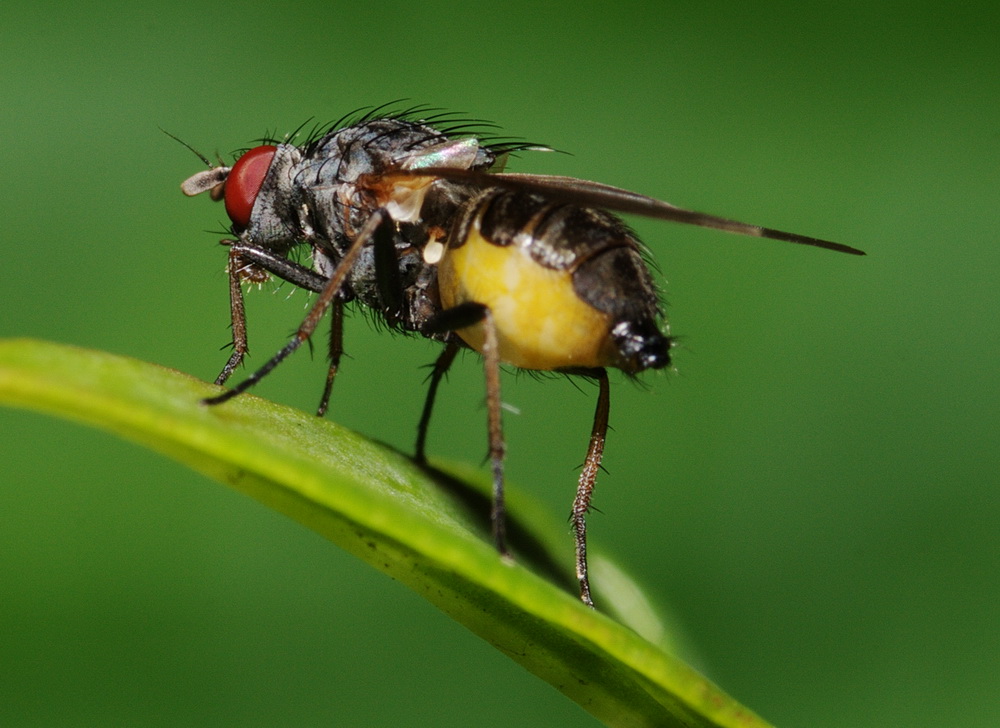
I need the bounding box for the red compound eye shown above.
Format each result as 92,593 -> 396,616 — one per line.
224,145 -> 277,229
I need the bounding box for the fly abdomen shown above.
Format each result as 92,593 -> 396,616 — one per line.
438,188 -> 671,373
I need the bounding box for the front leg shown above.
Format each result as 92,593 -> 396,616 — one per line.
214,240 -> 330,386
227,241 -> 328,293
205,210 -> 390,407
233,243 -> 346,416
214,245 -> 258,385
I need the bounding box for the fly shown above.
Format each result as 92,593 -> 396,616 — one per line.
179,107 -> 865,607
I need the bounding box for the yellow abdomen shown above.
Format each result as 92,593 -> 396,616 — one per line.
438,227 -> 614,371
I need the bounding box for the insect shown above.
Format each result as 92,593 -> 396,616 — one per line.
179,107 -> 864,607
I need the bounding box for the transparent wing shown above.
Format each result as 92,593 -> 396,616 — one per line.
377,167 -> 865,256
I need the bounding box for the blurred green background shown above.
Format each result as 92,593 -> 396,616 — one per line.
2,0 -> 997,725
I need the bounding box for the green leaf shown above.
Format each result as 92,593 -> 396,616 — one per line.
0,338 -> 772,728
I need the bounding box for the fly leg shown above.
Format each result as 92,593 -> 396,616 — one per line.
318,207 -> 414,420
215,240 -> 329,386
215,238 -> 330,384
480,307 -> 508,555
225,240 -> 343,416
227,241 -> 328,294
204,209 -> 391,407
571,368 -> 610,608
315,298 -> 343,417
215,244 -> 253,386
423,302 -> 508,555
316,204 -> 405,416
414,340 -> 460,464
